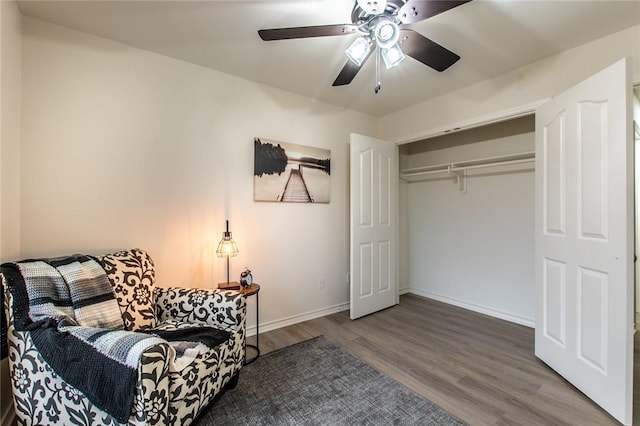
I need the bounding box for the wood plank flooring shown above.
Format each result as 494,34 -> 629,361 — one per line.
248,294 -> 638,426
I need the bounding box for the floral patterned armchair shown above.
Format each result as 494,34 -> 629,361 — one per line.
1,248 -> 246,426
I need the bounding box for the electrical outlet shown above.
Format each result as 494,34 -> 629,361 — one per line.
318,277 -> 326,289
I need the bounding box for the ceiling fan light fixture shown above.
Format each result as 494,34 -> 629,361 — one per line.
345,36 -> 371,66
381,43 -> 405,69
258,0 -> 468,88
373,18 -> 399,49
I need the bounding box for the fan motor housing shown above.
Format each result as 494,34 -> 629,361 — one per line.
351,0 -> 404,34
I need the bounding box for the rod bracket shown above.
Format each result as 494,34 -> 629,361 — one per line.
450,168 -> 467,194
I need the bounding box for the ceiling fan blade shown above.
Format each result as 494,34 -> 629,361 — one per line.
399,29 -> 460,72
332,50 -> 373,86
259,24 -> 358,41
398,0 -> 472,24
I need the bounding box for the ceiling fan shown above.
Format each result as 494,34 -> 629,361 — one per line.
258,0 -> 471,92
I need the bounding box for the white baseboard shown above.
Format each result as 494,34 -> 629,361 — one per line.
246,301 -> 350,337
245,287 -> 534,338
406,288 -> 535,328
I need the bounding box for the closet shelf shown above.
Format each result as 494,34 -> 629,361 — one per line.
399,151 -> 535,193
400,151 -> 535,179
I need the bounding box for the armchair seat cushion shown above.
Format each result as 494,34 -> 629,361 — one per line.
146,322 -> 231,348
141,324 -> 231,372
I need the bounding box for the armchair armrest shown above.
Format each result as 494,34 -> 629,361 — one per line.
154,287 -> 246,331
134,344 -> 172,425
36,323 -> 170,422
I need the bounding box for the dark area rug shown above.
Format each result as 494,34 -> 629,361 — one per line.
195,336 -> 466,425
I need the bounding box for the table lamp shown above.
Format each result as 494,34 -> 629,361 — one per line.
216,220 -> 239,289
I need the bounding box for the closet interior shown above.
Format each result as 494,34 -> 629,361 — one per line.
398,115 -> 537,327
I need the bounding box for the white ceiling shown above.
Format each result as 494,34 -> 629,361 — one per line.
16,0 -> 640,116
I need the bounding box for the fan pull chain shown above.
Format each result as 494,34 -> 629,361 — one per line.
374,46 -> 381,94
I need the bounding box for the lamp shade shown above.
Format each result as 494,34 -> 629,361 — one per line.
216,238 -> 238,258
216,220 -> 239,258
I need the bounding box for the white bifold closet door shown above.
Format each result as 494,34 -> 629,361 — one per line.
535,58 -> 634,425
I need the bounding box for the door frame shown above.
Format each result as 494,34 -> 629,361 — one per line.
393,83 -> 640,146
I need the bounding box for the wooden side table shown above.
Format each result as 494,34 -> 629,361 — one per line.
240,283 -> 260,364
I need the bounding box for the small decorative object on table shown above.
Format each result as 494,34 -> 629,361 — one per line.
240,268 -> 253,288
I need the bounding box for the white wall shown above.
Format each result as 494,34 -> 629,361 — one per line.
20,17 -> 377,336
379,24 -> 640,142
0,1 -> 21,424
401,118 -> 536,326
1,1 -> 21,261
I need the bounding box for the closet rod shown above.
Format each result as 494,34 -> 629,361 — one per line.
400,151 -> 535,177
450,157 -> 534,172
400,166 -> 451,178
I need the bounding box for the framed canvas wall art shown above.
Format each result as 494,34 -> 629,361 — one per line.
254,137 -> 331,203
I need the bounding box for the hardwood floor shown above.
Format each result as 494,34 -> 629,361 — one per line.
249,294 -> 638,426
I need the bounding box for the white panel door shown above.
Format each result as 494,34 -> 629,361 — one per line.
350,133 -> 398,319
535,58 -> 633,425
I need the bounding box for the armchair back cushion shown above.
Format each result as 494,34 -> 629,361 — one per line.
98,249 -> 156,331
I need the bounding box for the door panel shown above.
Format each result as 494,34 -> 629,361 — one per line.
535,58 -> 633,425
359,149 -> 373,227
544,111 -> 566,236
577,267 -> 607,372
359,243 -> 373,297
350,133 -> 398,319
578,101 -> 609,240
543,258 -> 566,346
378,241 -> 391,292
378,154 -> 391,226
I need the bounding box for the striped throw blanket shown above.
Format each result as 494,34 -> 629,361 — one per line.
1,255 -> 164,422
16,255 -> 123,328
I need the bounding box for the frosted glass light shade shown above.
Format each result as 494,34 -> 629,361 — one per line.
381,43 -> 405,69
345,36 -> 371,66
